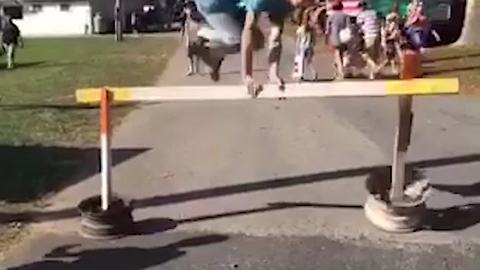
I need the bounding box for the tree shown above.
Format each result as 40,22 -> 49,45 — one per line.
114,0 -> 123,42
456,0 -> 480,45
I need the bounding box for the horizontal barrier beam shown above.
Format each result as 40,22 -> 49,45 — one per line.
76,78 -> 459,103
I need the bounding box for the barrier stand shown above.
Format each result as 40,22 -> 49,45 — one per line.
100,88 -> 112,211
75,78 -> 459,236
390,96 -> 413,204
364,94 -> 426,233
77,88 -> 134,240
364,53 -> 429,232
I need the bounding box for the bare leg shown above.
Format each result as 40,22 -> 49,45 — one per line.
334,48 -> 345,79
361,53 -> 378,80
391,59 -> 399,74
186,56 -> 195,76
7,44 -> 15,69
395,42 -> 404,69
268,16 -> 284,89
376,58 -> 388,74
308,58 -> 318,80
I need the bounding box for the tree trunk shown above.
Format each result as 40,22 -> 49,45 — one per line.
114,0 -> 123,42
456,0 -> 480,45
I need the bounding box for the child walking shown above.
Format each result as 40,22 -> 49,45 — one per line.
1,16 -> 23,70
181,2 -> 202,76
326,1 -> 349,80
377,3 -> 404,75
343,16 -> 378,79
292,7 -> 318,81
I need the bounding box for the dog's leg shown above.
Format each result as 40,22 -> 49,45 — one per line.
308,58 -> 318,80
186,56 -> 195,76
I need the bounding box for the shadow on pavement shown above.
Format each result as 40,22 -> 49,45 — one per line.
1,153 -> 480,232
0,61 -> 46,70
176,202 -> 362,224
133,153 -> 480,210
0,145 -> 150,203
433,182 -> 480,197
134,218 -> 178,235
425,204 -> 480,231
6,234 -> 228,270
140,200 -> 480,233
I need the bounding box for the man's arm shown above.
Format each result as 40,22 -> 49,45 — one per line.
357,12 -> 365,26
241,11 -> 258,84
18,35 -> 24,48
325,16 -> 332,44
15,26 -> 23,48
268,15 -> 284,89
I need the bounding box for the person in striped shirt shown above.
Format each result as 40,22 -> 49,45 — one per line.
292,7 -> 319,81
356,1 -> 380,61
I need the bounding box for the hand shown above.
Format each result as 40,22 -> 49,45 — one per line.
244,76 -> 261,97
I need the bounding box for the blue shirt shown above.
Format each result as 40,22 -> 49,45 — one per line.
240,0 -> 291,18
197,0 -> 291,18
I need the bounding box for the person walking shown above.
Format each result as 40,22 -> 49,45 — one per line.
193,0 -> 314,95
356,0 -> 380,62
377,2 -> 404,74
292,7 -> 318,81
181,1 -> 205,76
405,0 -> 428,50
343,16 -> 378,79
131,12 -> 139,36
1,16 -> 23,70
326,1 -> 350,80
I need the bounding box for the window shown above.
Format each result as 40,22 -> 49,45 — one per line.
60,3 -> 71,12
29,4 -> 42,13
427,3 -> 451,21
3,6 -> 23,19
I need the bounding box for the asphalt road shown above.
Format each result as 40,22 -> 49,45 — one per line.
3,32 -> 480,269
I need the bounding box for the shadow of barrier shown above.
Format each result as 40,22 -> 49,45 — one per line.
74,68 -> 459,236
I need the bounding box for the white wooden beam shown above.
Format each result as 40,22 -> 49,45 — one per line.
76,78 -> 459,103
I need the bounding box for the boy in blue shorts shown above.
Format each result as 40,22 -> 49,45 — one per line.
194,0 -> 313,95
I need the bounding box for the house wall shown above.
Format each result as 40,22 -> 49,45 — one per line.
14,2 -> 91,36
89,0 -> 178,31
90,0 -> 149,21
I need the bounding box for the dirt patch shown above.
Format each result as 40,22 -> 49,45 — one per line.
0,203 -> 32,260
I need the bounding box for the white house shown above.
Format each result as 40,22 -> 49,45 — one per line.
15,0 -> 92,36
3,0 -> 178,36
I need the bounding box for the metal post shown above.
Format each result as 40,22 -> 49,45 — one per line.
100,88 -> 112,211
114,0 -> 123,42
390,96 -> 413,205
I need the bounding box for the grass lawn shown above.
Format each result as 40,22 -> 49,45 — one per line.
0,36 -> 178,256
0,36 -> 178,203
423,45 -> 480,95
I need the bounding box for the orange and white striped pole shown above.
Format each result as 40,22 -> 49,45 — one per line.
100,88 -> 112,211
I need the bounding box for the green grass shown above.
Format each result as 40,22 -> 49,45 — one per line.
0,37 -> 178,202
423,45 -> 480,95
0,37 -> 177,145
